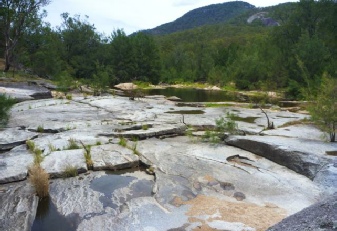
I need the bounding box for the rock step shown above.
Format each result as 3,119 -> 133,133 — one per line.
226,135 -> 336,180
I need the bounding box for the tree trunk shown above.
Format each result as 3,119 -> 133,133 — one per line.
331,123 -> 336,142
4,51 -> 11,72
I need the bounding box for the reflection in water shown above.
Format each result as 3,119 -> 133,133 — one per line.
31,169 -> 154,231
165,110 -> 205,115
90,174 -> 136,209
32,196 -> 77,231
142,88 -> 237,102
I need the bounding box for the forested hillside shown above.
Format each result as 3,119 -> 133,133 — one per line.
142,1 -> 255,35
1,0 -> 337,99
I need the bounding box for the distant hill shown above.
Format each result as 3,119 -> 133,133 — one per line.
142,1 -> 255,35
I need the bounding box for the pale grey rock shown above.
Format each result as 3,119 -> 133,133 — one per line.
0,145 -> 33,183
41,149 -> 87,178
166,96 -> 182,101
226,135 -> 336,180
100,123 -> 186,139
261,124 -> 329,141
137,137 -> 321,215
314,162 -> 337,195
0,181 -> 38,231
0,82 -> 52,101
114,82 -> 137,90
91,144 -> 139,171
0,127 -> 38,151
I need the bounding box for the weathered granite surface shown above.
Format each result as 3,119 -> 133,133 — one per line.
91,144 -> 139,171
0,145 -> 33,183
0,181 -> 38,231
41,149 -> 88,178
267,193 -> 337,231
0,93 -> 336,231
226,135 -> 336,180
0,127 -> 38,151
0,82 -> 52,101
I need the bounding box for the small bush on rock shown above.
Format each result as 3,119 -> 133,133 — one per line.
0,95 -> 16,127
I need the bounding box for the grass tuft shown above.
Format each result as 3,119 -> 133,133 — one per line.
63,165 -> 78,178
26,140 -> 35,152
66,138 -> 80,150
83,145 -> 93,169
118,136 -> 127,147
37,125 -> 44,133
29,164 -> 49,198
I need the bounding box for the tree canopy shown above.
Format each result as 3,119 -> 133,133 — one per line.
0,0 -> 336,98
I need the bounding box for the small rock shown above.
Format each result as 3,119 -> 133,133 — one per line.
114,83 -> 138,90
166,96 -> 182,102
234,192 -> 246,201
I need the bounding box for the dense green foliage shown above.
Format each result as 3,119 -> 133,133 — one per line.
142,1 -> 254,35
308,75 -> 337,142
1,0 -> 336,99
0,95 -> 16,127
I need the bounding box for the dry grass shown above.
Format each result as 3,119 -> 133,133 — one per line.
29,164 -> 49,198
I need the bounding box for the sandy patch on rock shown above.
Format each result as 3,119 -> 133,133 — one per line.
183,195 -> 287,231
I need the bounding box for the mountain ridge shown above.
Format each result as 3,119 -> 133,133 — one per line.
141,1 -> 256,35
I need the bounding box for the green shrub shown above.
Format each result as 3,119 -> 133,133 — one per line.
66,94 -> 72,100
202,113 -> 239,143
0,95 -> 16,127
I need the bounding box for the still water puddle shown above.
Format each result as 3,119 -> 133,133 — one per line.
32,196 -> 78,231
165,110 -> 205,115
32,169 -> 154,231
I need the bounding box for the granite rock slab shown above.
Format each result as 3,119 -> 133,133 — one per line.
91,144 -> 139,171
41,149 -> 87,178
0,127 -> 38,151
0,145 -> 33,184
0,181 -> 38,231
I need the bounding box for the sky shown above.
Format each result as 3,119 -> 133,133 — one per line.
44,0 -> 298,35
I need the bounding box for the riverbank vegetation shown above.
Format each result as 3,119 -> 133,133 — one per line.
1,0 -> 336,101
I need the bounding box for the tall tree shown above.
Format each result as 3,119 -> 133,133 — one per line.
59,13 -> 102,79
0,0 -> 50,72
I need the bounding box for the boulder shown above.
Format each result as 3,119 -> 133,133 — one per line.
166,96 -> 182,101
267,193 -> 337,231
114,83 -> 137,90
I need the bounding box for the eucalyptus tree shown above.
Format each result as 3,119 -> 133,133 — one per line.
59,13 -> 102,79
0,0 -> 50,72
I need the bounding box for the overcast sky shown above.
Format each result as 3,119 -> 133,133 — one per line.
44,0 -> 298,35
